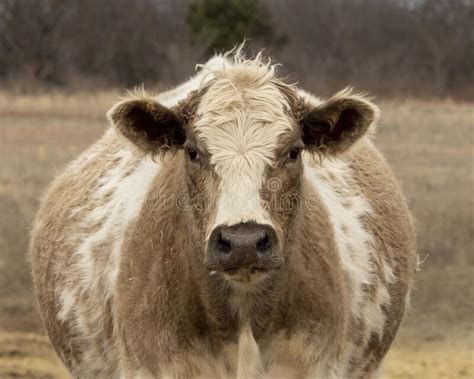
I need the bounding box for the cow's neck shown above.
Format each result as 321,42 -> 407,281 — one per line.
185,235 -> 294,350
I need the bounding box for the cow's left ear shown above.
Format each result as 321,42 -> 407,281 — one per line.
299,89 -> 380,155
107,94 -> 186,155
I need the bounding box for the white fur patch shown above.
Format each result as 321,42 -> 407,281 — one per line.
304,156 -> 374,319
237,323 -> 263,379
194,57 -> 294,232
303,153 -> 395,373
57,149 -> 159,376
59,151 -> 159,319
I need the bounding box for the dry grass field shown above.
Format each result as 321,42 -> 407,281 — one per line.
0,90 -> 472,378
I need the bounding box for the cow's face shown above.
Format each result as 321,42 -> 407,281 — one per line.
108,64 -> 379,287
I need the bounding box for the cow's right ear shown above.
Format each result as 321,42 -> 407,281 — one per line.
107,96 -> 186,154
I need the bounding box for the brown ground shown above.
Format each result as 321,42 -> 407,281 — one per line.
0,91 -> 472,378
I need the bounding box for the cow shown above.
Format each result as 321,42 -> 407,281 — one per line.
29,51 -> 417,379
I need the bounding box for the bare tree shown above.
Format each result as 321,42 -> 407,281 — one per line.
0,0 -> 471,98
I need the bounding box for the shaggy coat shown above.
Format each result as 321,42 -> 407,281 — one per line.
30,54 -> 417,379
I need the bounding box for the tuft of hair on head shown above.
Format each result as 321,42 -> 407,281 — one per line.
194,43 -> 297,120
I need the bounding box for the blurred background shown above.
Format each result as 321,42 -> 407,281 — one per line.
0,0 -> 472,378
0,0 -> 472,98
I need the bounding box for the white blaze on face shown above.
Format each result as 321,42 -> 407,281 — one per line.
194,62 -> 294,235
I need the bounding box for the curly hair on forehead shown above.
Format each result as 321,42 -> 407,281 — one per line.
191,58 -> 298,172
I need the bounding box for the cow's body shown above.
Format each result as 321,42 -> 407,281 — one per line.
30,54 -> 416,378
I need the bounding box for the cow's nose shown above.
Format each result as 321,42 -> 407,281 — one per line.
206,222 -> 281,274
218,224 -> 273,256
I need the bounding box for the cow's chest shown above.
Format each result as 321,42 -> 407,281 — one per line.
175,331 -> 337,379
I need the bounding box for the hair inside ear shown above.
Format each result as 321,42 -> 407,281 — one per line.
129,103 -> 185,145
335,108 -> 364,137
299,93 -> 378,155
301,118 -> 332,146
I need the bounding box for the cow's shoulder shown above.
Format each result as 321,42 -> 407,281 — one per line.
302,138 -> 416,372
347,140 -> 417,372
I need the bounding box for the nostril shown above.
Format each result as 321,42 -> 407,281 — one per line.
256,233 -> 272,253
217,233 -> 232,254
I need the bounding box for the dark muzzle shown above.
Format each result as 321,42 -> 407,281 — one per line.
206,222 -> 282,277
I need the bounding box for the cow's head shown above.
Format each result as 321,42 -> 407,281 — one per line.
108,61 -> 379,287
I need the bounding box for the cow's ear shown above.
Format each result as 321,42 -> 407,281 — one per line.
299,88 -> 379,155
107,96 -> 185,154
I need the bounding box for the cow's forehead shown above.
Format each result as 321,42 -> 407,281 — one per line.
193,63 -> 296,179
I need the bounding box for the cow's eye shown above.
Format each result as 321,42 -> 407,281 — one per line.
285,147 -> 301,164
187,148 -> 200,162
